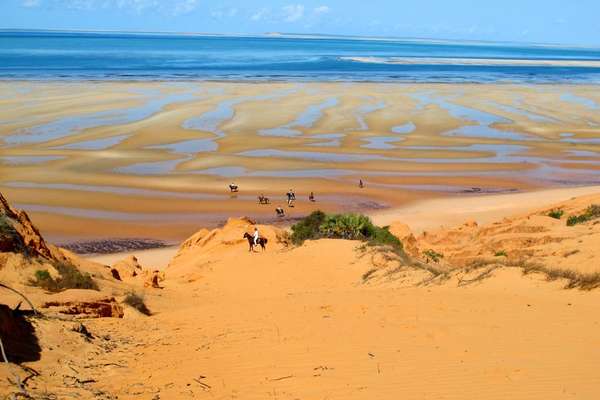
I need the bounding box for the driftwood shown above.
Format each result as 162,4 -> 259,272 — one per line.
0,336 -> 33,399
0,283 -> 38,315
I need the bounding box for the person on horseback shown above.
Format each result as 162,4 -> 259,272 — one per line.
253,226 -> 259,246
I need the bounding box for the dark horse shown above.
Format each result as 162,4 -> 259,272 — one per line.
243,232 -> 268,252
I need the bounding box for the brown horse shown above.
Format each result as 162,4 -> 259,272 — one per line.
243,232 -> 268,252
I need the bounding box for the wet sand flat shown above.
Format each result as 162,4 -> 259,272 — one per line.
1,81 -> 599,243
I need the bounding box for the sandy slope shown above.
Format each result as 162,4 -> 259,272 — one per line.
3,190 -> 600,399
371,185 -> 600,232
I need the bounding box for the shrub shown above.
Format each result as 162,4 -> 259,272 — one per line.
319,213 -> 374,240
290,210 -> 326,244
290,211 -> 403,252
29,261 -> 98,292
494,250 -> 508,257
547,209 -> 564,220
423,249 -> 444,263
566,204 -> 600,226
368,225 -> 402,249
123,292 -> 151,316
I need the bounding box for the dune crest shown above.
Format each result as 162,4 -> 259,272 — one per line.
411,192 -> 600,274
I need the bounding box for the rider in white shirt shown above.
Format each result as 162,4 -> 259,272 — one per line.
253,227 -> 259,246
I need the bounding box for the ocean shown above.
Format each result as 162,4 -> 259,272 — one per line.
2,30 -> 600,83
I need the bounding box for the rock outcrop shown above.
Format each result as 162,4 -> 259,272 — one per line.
0,191 -> 61,260
112,255 -> 143,279
41,290 -> 124,318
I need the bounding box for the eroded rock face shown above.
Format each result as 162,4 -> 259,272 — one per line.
112,255 -> 143,279
0,191 -> 55,260
42,298 -> 124,318
388,222 -> 420,257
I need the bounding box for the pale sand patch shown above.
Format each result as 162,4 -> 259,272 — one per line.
371,185 -> 600,232
88,246 -> 178,269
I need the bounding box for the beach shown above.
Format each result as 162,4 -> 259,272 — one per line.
3,23 -> 600,400
1,81 -> 599,246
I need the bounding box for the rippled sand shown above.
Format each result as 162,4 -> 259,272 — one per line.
1,81 -> 599,242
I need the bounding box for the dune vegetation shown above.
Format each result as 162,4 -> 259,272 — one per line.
29,261 -> 98,292
567,204 -> 600,226
290,211 -> 402,250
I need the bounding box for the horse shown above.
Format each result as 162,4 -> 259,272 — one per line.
258,195 -> 270,204
243,232 -> 268,252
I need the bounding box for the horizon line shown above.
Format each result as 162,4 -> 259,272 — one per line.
1,27 -> 598,50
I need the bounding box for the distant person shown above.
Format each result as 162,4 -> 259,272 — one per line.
276,207 -> 285,217
286,190 -> 294,206
229,182 -> 239,192
309,192 -> 315,202
359,179 -> 364,189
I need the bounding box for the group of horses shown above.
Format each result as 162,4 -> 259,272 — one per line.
235,181 -> 365,253
229,183 -> 318,218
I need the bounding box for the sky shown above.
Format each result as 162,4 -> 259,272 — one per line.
2,0 -> 600,46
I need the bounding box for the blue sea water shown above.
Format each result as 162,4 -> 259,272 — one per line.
2,30 -> 600,83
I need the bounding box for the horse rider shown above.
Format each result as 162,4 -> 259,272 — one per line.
253,226 -> 260,246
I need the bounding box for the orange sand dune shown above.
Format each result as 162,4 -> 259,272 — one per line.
2,191 -> 600,399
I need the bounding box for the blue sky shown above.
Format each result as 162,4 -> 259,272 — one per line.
2,0 -> 600,46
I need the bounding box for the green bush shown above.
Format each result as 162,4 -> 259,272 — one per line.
368,225 -> 402,248
495,250 -> 508,257
290,210 -> 326,244
290,211 -> 403,251
566,204 -> 600,226
547,209 -> 564,220
30,261 -> 98,292
319,213 -> 373,240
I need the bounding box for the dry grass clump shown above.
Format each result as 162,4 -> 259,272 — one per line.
123,292 -> 152,316
566,204 -> 600,226
422,249 -> 444,263
466,257 -> 600,290
521,264 -> 600,290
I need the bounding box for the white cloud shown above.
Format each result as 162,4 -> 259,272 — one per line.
212,7 -> 238,19
172,0 -> 199,16
22,0 -> 199,15
313,5 -> 329,15
22,0 -> 41,7
282,4 -> 304,22
251,7 -> 270,21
